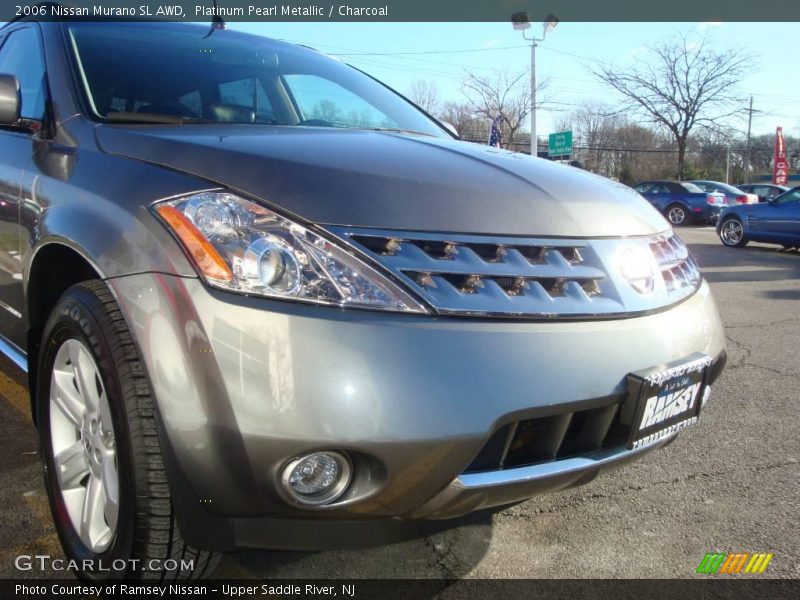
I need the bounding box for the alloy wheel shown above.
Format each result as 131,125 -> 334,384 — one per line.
720,220 -> 744,246
49,338 -> 118,553
668,206 -> 686,225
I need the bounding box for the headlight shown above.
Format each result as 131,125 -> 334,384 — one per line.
618,245 -> 656,294
153,192 -> 428,313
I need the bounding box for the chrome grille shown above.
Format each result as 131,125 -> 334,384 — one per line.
325,226 -> 702,318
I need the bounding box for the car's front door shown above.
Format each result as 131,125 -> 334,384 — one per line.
0,25 -> 47,351
768,189 -> 800,244
636,182 -> 671,211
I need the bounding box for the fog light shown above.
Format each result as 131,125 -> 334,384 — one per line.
281,451 -> 351,506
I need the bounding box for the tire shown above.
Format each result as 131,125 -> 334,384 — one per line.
666,204 -> 689,226
37,280 -> 220,580
719,217 -> 748,248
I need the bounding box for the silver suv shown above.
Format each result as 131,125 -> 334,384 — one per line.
0,18 -> 725,579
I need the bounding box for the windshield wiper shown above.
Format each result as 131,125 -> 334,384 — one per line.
104,112 -> 212,125
362,127 -> 436,137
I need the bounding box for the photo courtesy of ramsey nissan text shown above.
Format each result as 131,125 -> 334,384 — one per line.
0,1 -> 796,598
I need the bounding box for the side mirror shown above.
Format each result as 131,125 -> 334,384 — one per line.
441,121 -> 459,138
0,74 -> 20,125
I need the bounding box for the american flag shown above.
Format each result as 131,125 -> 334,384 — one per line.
488,115 -> 502,148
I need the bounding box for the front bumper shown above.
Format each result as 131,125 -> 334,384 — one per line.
108,274 -> 725,550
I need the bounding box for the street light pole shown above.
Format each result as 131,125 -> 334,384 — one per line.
512,13 -> 558,158
530,40 -> 537,157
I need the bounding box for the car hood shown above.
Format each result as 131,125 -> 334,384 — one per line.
95,124 -> 668,237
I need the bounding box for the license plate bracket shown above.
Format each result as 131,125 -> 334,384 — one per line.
626,354 -> 712,450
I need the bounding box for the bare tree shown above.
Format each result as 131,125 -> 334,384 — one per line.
592,34 -> 753,179
312,99 -> 342,124
462,69 -> 546,149
407,79 -> 440,115
557,101 -> 626,176
435,101 -> 485,139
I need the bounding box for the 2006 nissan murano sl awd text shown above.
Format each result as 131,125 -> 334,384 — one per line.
0,16 -> 725,580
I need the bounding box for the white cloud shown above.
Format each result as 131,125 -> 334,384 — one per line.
481,39 -> 502,49
698,21 -> 724,30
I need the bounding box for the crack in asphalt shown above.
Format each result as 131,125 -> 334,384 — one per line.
495,460 -> 799,520
424,532 -> 461,587
725,317 -> 800,330
724,329 -> 800,381
744,363 -> 800,381
723,334 -> 752,369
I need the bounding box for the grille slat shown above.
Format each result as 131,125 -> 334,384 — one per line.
556,404 -> 619,457
503,247 -> 536,268
544,248 -> 574,269
509,413 -> 574,464
466,424 -> 513,473
498,421 -> 519,469
397,258 -> 605,279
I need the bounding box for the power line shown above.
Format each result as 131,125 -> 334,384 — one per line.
344,56 -> 464,82
288,39 -> 800,129
330,45 -> 529,56
537,46 -> 601,64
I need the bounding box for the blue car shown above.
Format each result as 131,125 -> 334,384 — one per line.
717,187 -> 800,248
634,180 -> 727,226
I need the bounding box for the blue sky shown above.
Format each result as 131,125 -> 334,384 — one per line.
228,21 -> 799,139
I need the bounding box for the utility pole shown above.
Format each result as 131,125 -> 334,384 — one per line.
530,40 -> 537,158
725,146 -> 731,183
744,96 -> 754,180
512,13 -> 559,157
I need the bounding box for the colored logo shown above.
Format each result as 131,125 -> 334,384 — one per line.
696,552 -> 773,574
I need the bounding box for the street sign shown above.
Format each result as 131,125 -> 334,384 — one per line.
548,130 -> 573,157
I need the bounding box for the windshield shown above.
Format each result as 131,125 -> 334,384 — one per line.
65,22 -> 447,136
717,183 -> 744,194
680,182 -> 704,193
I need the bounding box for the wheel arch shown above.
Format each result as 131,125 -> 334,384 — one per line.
667,201 -> 690,211
25,239 -> 104,423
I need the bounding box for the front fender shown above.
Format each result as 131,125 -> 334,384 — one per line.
22,144 -> 214,289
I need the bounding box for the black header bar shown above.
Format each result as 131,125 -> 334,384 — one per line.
5,1 -> 800,23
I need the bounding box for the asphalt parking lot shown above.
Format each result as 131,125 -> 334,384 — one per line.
0,226 -> 798,580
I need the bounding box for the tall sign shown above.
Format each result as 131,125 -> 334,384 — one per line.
772,127 -> 788,185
